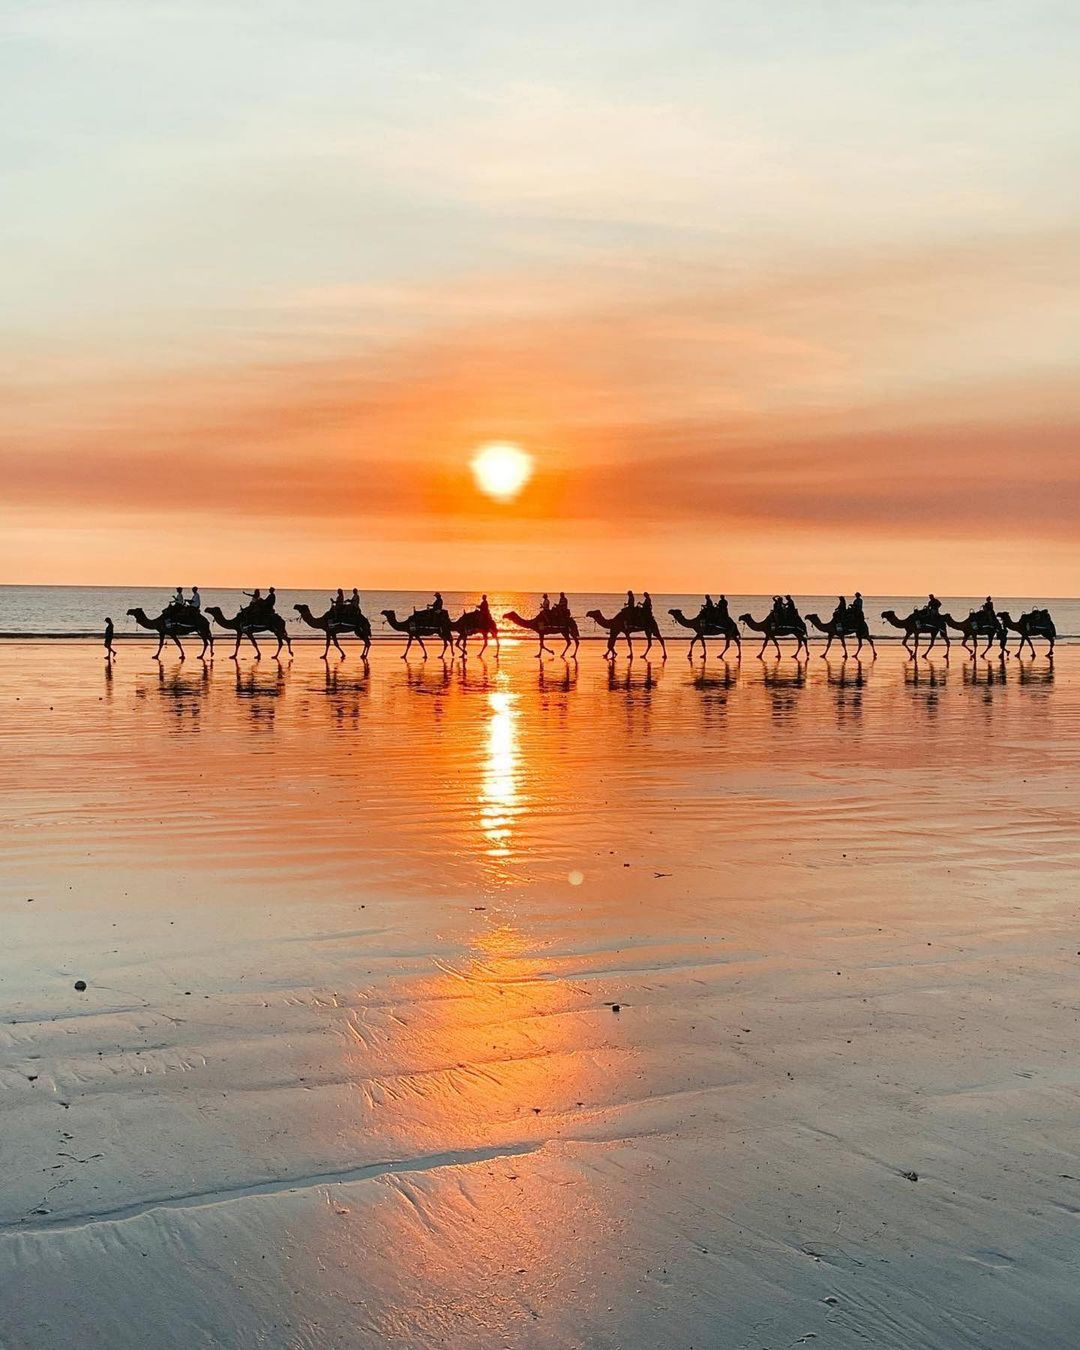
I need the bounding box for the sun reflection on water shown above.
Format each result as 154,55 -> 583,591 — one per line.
479,684 -> 521,864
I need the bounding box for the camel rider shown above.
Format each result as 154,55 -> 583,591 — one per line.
784,595 -> 797,621
715,594 -> 730,621
925,594 -> 942,619
770,595 -> 784,621
540,593 -> 551,614
553,592 -> 570,621
979,595 -> 996,619
642,591 -> 654,615
189,586 -> 201,612
348,588 -> 360,613
169,586 -> 186,614
703,594 -> 714,617
626,591 -> 636,615
265,586 -> 277,611
478,594 -> 493,624
832,595 -> 848,626
849,592 -> 864,620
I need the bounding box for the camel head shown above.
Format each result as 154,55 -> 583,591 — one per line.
737,613 -> 754,624
503,610 -> 523,624
585,609 -> 608,626
126,607 -> 141,618
205,605 -> 226,619
881,609 -> 899,622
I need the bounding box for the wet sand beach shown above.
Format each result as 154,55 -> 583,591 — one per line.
1,642 -> 1078,1348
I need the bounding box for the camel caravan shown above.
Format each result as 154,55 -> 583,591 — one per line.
120,586 -> 1057,661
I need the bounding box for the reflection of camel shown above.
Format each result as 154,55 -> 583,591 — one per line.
738,612 -> 809,658
381,608 -> 453,659
126,606 -> 213,659
452,609 -> 500,656
587,607 -> 667,659
503,610 -> 580,658
206,605 -> 293,659
294,604 -> 371,658
881,608 -> 949,657
998,609 -> 1056,657
668,607 -> 740,660
943,610 -> 1005,657
804,612 -> 876,659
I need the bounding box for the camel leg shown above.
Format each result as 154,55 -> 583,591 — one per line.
658,635 -> 667,659
757,638 -> 768,658
171,635 -> 185,660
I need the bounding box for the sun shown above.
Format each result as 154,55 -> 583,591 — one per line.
471,442 -> 533,502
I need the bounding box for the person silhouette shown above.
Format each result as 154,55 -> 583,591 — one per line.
349,587 -> 360,612
170,586 -> 185,613
642,591 -> 653,615
832,595 -> 847,624
478,594 -> 493,623
553,592 -> 569,620
431,591 -> 444,612
189,586 -> 201,612
104,617 -> 116,660
715,594 -> 730,620
850,592 -> 864,620
626,590 -> 636,611
540,593 -> 551,613
265,586 -> 277,611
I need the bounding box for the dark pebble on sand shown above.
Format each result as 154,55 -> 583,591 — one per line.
74,980 -> 87,992
612,1004 -> 621,1013
901,1169 -> 919,1182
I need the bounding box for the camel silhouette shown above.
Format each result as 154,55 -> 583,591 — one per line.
126,606 -> 213,660
804,612 -> 877,659
207,605 -> 293,659
881,608 -> 950,657
294,603 -> 371,659
451,608 -> 500,656
668,607 -> 741,660
503,609 -> 580,658
997,608 -> 1056,657
738,611 -> 810,659
381,608 -> 453,659
942,610 -> 1006,657
587,606 -> 667,659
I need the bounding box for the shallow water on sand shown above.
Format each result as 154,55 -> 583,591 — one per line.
2,644 -> 1079,1348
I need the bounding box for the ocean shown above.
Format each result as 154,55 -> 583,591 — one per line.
0,585 -> 1073,642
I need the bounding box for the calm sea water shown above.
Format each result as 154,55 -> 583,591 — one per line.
0,585 -> 1074,641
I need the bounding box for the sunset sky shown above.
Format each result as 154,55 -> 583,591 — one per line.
3,1 -> 1079,592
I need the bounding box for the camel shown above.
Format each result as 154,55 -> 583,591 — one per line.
880,608 -> 950,657
668,607 -> 741,660
997,608 -> 1056,657
451,609 -> 500,656
738,611 -> 810,659
943,610 -> 1006,658
206,605 -> 293,659
294,603 -> 371,658
804,612 -> 876,659
126,606 -> 213,659
381,608 -> 453,659
587,606 -> 667,659
503,610 -> 580,658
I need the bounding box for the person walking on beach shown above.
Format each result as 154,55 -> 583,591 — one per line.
104,617 -> 116,660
